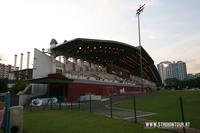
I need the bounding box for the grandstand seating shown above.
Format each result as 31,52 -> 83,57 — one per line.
56,59 -> 156,88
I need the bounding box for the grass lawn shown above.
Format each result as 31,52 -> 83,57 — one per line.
114,90 -> 200,129
23,110 -> 171,133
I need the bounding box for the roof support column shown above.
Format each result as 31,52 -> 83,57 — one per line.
95,64 -> 99,72
91,63 -> 94,72
80,60 -> 84,72
88,62 -> 91,71
51,54 -> 56,73
59,56 -> 61,62
73,58 -> 77,71
63,57 -> 68,73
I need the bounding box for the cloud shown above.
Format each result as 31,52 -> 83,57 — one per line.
151,32 -> 200,73
191,63 -> 200,73
185,59 -> 198,63
0,54 -> 7,63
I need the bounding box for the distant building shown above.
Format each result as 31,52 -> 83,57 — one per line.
157,61 -> 187,83
8,51 -> 33,81
8,69 -> 33,80
187,73 -> 195,79
0,63 -> 17,78
157,61 -> 171,83
195,73 -> 200,78
176,61 -> 187,80
187,73 -> 200,79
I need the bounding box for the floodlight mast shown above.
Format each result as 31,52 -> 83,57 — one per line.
136,4 -> 145,90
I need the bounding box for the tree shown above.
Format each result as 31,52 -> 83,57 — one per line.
164,77 -> 200,90
0,78 -> 8,93
12,80 -> 27,94
195,77 -> 200,89
164,78 -> 180,89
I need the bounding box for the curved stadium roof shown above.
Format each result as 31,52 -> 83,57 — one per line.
51,38 -> 161,83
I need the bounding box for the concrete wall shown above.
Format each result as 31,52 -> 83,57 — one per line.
67,83 -> 142,101
32,48 -> 52,94
33,48 -> 52,79
10,106 -> 23,133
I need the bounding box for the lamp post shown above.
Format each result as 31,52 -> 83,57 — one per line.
136,4 -> 145,90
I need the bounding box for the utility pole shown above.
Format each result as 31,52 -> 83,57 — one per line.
136,4 -> 145,90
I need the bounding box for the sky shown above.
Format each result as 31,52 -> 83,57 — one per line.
0,0 -> 200,74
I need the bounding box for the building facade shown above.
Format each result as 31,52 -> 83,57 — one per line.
176,61 -> 187,80
157,61 -> 171,83
187,73 -> 200,79
0,63 -> 17,78
194,73 -> 200,78
157,61 -> 187,83
9,69 -> 33,80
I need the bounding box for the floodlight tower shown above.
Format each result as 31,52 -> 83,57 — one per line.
136,4 -> 145,90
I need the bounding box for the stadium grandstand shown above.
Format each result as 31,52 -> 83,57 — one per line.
19,38 -> 161,103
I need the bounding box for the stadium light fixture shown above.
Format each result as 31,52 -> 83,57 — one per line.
136,4 -> 145,90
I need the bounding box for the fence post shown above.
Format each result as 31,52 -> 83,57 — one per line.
59,99 -> 61,110
133,96 -> 137,123
78,98 -> 81,109
30,99 -> 32,111
179,96 -> 186,133
70,98 -> 72,109
110,95 -> 113,118
50,99 -> 53,110
5,91 -> 10,133
89,93 -> 92,112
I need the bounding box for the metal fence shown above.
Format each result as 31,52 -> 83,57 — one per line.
24,92 -> 199,133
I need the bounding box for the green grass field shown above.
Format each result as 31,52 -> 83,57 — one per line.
114,90 -> 200,129
23,110 -> 171,133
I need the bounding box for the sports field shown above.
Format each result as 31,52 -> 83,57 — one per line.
114,90 -> 200,129
23,110 -> 171,133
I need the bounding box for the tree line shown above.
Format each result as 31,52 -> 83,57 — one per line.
164,77 -> 200,89
0,78 -> 27,93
